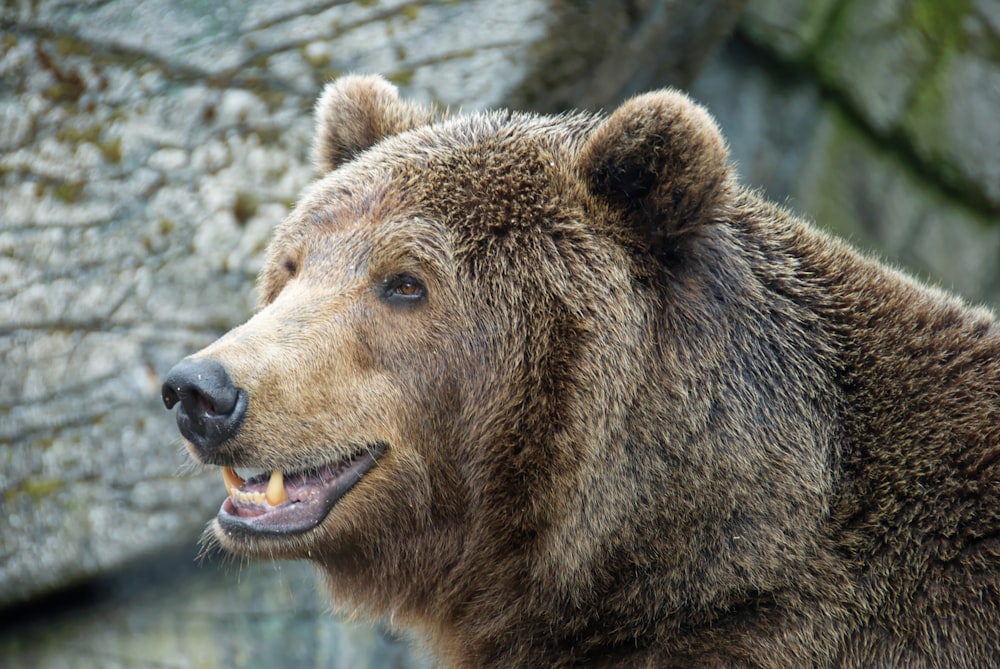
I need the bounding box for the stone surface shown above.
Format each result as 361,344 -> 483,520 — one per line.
506,0 -> 747,111
740,0 -> 1000,211
692,31 -> 1000,309
904,51 -> 1000,209
740,0 -> 838,58
0,549 -> 432,668
816,0 -> 935,134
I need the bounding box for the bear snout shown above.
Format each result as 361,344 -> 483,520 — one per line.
161,358 -> 248,459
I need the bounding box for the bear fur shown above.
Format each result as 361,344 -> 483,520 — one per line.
166,75 -> 1000,667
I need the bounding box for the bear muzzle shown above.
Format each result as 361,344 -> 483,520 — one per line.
162,356 -> 389,537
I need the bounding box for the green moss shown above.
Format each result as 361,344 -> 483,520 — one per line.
36,43 -> 87,104
318,67 -> 343,85
302,45 -> 331,70
248,52 -> 270,70
45,80 -> 85,104
209,314 -> 237,331
19,477 -> 67,501
56,125 -> 103,149
386,68 -> 415,86
159,217 -> 175,236
98,136 -> 122,163
233,191 -> 260,226
257,89 -> 286,113
254,127 -> 283,146
54,35 -> 91,57
911,0 -> 969,52
357,0 -> 378,6
107,107 -> 128,123
401,3 -> 420,21
807,110 -> 867,242
899,0 -> 976,195
903,63 -> 947,131
54,181 -> 84,203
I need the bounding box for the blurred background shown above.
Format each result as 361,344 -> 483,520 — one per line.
1,0 -> 998,666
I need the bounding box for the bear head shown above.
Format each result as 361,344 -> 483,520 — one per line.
162,75 -> 837,661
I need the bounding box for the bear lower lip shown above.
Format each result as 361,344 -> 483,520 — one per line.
217,444 -> 386,536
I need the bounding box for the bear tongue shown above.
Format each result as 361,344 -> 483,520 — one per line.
222,467 -> 289,506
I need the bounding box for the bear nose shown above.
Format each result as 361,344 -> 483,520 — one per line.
161,358 -> 247,456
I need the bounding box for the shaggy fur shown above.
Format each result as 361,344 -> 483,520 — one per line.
173,75 -> 1000,667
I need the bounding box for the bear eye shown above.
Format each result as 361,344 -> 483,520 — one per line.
381,275 -> 426,306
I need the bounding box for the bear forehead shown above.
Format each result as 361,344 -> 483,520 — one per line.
293,111 -> 601,238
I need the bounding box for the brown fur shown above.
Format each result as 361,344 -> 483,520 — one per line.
175,75 -> 1000,667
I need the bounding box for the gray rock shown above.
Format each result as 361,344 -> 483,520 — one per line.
795,108 -> 1000,305
0,0 -> 544,608
740,0 -> 838,59
692,37 -> 1000,309
0,550 -> 432,668
904,53 -> 1000,209
814,0 -> 932,134
506,0 -> 747,111
740,0 -> 1000,212
689,38 -> 824,203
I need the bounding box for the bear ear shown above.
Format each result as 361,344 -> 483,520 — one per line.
578,90 -> 730,254
312,74 -> 437,173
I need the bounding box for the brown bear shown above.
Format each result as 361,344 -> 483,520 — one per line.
161,75 -> 1000,668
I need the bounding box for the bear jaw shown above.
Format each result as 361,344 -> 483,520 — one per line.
212,442 -> 387,538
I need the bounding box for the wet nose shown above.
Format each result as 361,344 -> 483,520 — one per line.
161,358 -> 247,456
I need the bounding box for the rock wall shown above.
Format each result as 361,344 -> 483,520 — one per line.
693,0 -> 1000,306
2,546 -> 434,669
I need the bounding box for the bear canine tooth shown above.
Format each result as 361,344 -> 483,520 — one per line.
223,466 -> 245,496
266,469 -> 289,506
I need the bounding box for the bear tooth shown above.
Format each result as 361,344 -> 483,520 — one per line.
266,469 -> 289,506
223,467 -> 245,496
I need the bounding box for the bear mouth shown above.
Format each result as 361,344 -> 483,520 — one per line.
216,443 -> 386,536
